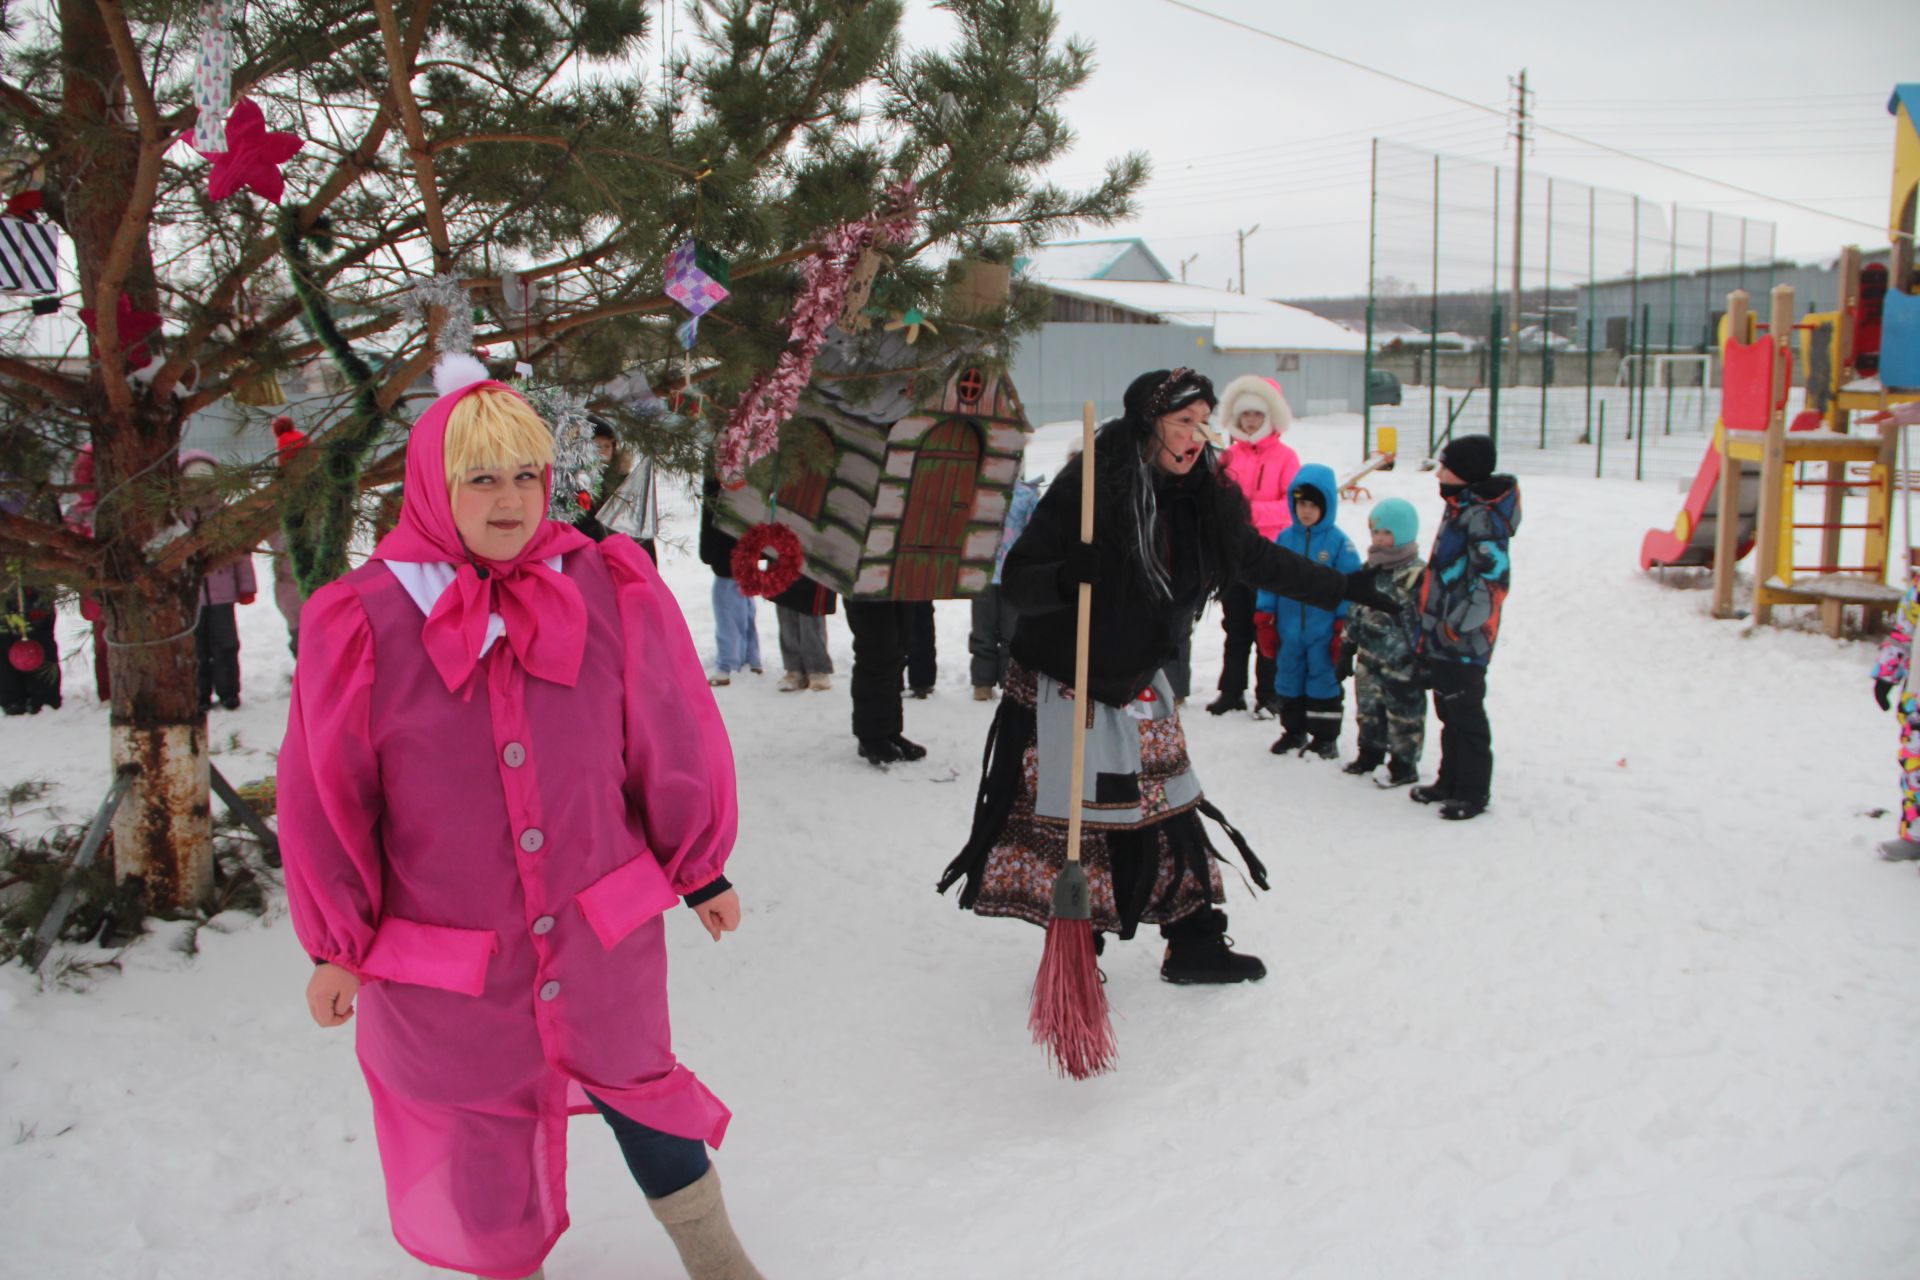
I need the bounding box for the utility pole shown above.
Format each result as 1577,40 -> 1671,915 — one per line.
1509,68 -> 1530,363
1179,252 -> 1199,283
1236,224 -> 1260,295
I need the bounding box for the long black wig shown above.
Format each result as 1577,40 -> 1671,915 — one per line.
1099,367 -> 1258,607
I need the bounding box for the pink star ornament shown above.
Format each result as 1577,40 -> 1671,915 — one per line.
196,98 -> 303,204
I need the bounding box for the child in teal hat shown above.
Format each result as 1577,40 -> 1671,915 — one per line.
1341,497 -> 1427,787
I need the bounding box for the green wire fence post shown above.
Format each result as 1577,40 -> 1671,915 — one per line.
1636,302 -> 1651,481
1489,302 -> 1503,452
1595,400 -> 1606,479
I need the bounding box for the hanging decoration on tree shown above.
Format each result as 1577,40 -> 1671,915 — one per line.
6,585 -> 43,673
523,385 -> 602,521
837,248 -> 884,330
730,522 -> 805,599
193,99 -> 304,205
192,0 -> 236,153
884,307 -> 937,345
716,181 -> 918,483
401,274 -> 476,358
0,213 -> 58,296
665,238 -> 731,317
79,294 -> 164,369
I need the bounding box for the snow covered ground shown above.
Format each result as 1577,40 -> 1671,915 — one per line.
4,418 -> 1918,1279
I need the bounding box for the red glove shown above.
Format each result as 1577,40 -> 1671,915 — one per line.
1329,619 -> 1344,665
1254,611 -> 1279,660
237,593 -> 256,605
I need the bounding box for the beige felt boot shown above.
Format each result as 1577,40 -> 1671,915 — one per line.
647,1166 -> 764,1280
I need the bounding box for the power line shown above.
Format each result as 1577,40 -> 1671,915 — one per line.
1152,0 -> 1904,239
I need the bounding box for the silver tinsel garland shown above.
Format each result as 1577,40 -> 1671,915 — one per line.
524,385 -> 601,521
401,274 -> 474,356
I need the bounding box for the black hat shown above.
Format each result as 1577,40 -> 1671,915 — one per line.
1440,434 -> 1497,484
1123,368 -> 1218,423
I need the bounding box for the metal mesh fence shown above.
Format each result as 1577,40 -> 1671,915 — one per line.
1365,140 -> 1777,480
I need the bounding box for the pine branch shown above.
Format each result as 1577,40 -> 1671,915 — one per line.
0,355 -> 87,404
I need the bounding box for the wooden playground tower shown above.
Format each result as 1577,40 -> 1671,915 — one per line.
1705,85 -> 1920,635
1708,284 -> 1902,634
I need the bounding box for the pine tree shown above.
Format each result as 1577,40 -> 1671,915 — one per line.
0,0 -> 1144,914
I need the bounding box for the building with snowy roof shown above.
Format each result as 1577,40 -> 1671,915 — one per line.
1007,238 -> 1367,426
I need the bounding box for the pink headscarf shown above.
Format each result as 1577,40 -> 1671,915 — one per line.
372,380 -> 593,692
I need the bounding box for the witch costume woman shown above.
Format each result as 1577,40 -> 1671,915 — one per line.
938,369 -> 1396,983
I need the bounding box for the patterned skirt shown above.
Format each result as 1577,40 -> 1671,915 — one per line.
937,661 -> 1268,938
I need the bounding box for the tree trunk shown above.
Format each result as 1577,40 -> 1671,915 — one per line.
105,580 -> 212,912
60,0 -> 213,914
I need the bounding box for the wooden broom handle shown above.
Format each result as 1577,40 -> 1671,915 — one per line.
1066,402 -> 1096,866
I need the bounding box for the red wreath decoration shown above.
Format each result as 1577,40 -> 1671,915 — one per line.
8,639 -> 45,672
731,522 -> 804,598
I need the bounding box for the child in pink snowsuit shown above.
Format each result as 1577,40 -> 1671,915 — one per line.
279,374 -> 762,1280
1205,375 -> 1301,716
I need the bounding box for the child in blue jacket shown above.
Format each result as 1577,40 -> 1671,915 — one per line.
1256,463 -> 1362,758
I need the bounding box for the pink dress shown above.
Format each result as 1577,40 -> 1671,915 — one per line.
1224,433 -> 1301,542
278,382 -> 737,1280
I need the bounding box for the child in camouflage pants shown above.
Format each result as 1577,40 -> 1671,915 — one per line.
1341,498 -> 1426,788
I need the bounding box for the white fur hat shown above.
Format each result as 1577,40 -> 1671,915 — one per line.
1217,375 -> 1294,441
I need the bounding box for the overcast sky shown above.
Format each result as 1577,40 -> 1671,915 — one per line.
900,0 -> 1915,299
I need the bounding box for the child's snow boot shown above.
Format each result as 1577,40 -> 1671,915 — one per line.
1304,736 -> 1339,760
891,734 -> 927,761
1375,757 -> 1419,789
973,685 -> 995,701
647,1165 -> 765,1280
1269,731 -> 1307,755
1878,837 -> 1920,861
776,671 -> 807,692
1439,797 -> 1487,821
808,673 -> 832,691
1409,782 -> 1450,805
1205,691 -> 1246,715
706,668 -> 731,687
1160,908 -> 1266,984
1342,748 -> 1385,776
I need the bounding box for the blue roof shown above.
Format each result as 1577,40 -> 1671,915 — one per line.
1889,83 -> 1920,127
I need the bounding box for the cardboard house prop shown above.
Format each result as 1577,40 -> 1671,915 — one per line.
715,326 -> 1033,600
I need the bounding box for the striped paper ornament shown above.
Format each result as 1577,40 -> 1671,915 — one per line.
193,0 -> 234,154
0,218 -> 58,295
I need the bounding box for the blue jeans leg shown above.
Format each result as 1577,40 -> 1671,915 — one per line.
588,1092 -> 711,1200
711,577 -> 761,672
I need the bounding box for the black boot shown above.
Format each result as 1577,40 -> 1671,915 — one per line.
1303,736 -> 1339,760
1269,731 -> 1307,755
1440,797 -> 1487,821
1160,908 -> 1266,985
1376,757 -> 1419,789
891,735 -> 927,761
857,736 -> 903,766
1342,748 -> 1385,776
1205,691 -> 1246,716
1409,782 -> 1451,805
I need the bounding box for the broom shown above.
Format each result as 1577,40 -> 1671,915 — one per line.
1029,400 -> 1118,1081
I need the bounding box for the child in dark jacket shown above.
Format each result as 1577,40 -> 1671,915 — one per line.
1256,463 -> 1362,758
1411,435 -> 1521,820
1341,497 -> 1426,787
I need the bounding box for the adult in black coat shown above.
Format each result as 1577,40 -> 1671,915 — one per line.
941,368 -> 1395,985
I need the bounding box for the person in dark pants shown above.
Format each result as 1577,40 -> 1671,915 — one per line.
1410,434 -> 1521,821
180,453 -> 257,710
905,599 -> 937,697
1210,582 -> 1275,714
845,599 -> 927,765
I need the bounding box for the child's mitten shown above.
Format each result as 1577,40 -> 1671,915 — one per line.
1254,611 -> 1279,660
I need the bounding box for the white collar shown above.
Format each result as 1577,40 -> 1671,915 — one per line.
385,557 -> 564,659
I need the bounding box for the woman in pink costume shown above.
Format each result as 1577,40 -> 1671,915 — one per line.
1204,375 -> 1301,716
279,368 -> 762,1280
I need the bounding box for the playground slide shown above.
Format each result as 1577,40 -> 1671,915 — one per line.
1638,433 -> 1758,570
1638,413 -> 1820,571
